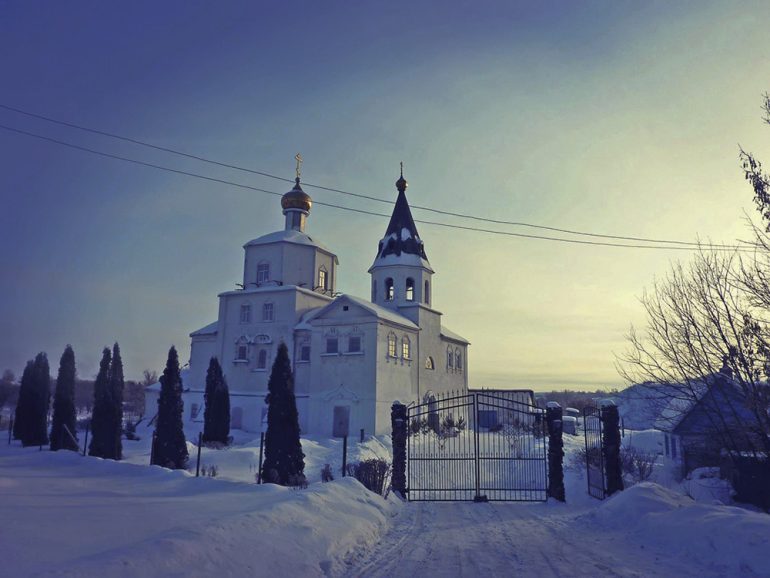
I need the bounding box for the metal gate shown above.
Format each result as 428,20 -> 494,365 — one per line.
583,406 -> 606,499
406,391 -> 548,502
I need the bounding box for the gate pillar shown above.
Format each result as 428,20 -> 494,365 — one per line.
391,401 -> 407,498
600,401 -> 624,496
546,402 -> 566,502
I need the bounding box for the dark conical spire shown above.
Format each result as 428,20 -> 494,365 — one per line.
376,165 -> 428,260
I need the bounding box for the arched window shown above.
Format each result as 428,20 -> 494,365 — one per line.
257,261 -> 270,284
240,303 -> 251,324
372,279 -> 377,302
297,340 -> 311,362
455,349 -> 463,371
447,347 -> 453,369
405,278 -> 415,301
235,336 -> 249,361
402,336 -> 411,359
262,302 -> 274,322
424,280 -> 430,306
257,349 -> 268,369
385,278 -> 394,301
387,333 -> 397,358
318,266 -> 328,291
425,356 -> 435,370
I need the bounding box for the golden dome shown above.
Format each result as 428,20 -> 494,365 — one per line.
281,179 -> 312,212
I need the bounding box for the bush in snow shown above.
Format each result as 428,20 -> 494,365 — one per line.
13,353 -> 50,447
261,343 -> 305,486
620,446 -> 658,484
151,346 -> 189,469
346,458 -> 392,496
50,345 -> 79,452
202,357 -> 230,445
321,463 -> 334,483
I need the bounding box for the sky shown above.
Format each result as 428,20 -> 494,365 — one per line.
1,1 -> 769,390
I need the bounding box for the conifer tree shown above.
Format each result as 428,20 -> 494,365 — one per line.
23,352 -> 51,447
50,345 -> 79,451
261,343 -> 305,485
152,346 -> 188,469
109,342 -> 125,460
13,360 -> 34,442
202,357 -> 230,444
89,347 -> 112,458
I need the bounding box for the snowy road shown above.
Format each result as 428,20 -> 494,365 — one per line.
343,501 -> 726,578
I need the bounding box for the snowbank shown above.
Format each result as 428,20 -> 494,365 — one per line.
590,483 -> 770,576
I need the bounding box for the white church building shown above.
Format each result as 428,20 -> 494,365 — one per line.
148,168 -> 469,436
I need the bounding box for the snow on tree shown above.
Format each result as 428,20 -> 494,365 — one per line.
152,346 -> 188,469
89,347 -> 113,458
109,343 -> 125,460
261,342 -> 305,486
202,357 -> 230,445
50,345 -> 79,451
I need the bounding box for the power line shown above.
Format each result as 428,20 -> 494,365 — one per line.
0,102 -> 741,250
0,121 -> 753,252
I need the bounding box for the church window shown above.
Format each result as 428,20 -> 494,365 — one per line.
348,335 -> 362,353
372,279 -> 377,302
236,344 -> 248,361
424,280 -> 431,306
240,304 -> 251,324
326,337 -> 339,354
387,333 -> 397,358
447,347 -> 453,369
298,342 -> 311,362
257,349 -> 268,369
455,349 -> 463,371
425,356 -> 435,370
257,262 -> 270,284
385,278 -> 394,301
406,278 -> 415,301
318,266 -> 328,291
402,336 -> 411,360
262,302 -> 274,322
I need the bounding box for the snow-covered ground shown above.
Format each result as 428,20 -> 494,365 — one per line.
1,423 -> 768,577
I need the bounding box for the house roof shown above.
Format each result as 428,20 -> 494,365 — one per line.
296,294 -> 419,331
190,321 -> 218,337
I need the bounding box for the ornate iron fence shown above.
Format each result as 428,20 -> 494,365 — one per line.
583,406 -> 606,500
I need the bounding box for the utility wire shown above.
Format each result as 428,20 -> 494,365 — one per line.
0,102 -> 741,249
0,121 -> 753,252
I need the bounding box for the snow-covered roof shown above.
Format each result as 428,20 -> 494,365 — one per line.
145,368 -> 192,393
440,325 -> 470,345
244,229 -> 338,261
297,294 -> 419,330
190,321 -> 218,337
370,182 -> 432,270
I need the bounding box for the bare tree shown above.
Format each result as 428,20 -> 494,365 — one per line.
142,369 -> 158,388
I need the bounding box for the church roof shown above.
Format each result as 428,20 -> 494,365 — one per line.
371,172 -> 430,269
190,321 -> 218,337
296,294 -> 419,331
440,325 -> 470,345
244,229 -> 338,262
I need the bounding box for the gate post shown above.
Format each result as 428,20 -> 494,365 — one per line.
546,402 -> 565,502
601,401 -> 624,496
391,401 -> 407,498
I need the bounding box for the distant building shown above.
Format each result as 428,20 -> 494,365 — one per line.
146,169 -> 469,436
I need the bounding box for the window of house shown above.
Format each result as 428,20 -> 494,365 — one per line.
257,262 -> 270,284
455,349 -> 462,370
318,267 -> 327,291
424,280 -> 430,305
236,344 -> 248,361
402,336 -> 411,360
348,335 -> 361,353
425,356 -> 435,370
406,278 -> 415,301
388,333 -> 397,358
257,349 -> 268,369
385,278 -> 394,301
299,343 -> 311,362
326,337 -> 339,354
240,304 -> 251,323
262,302 -> 274,322
447,347 -> 453,369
